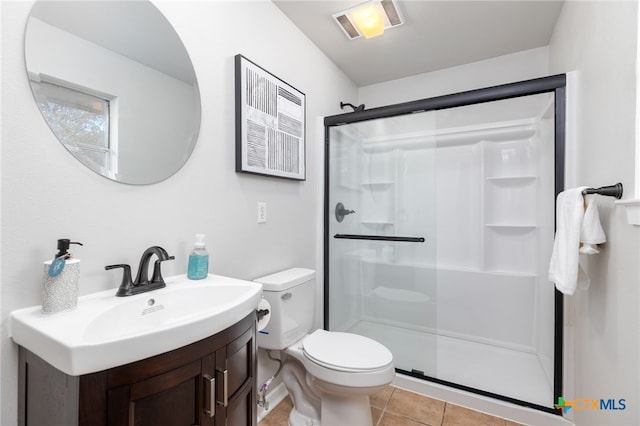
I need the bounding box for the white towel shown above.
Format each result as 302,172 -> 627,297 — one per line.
580,195 -> 606,253
549,187 -> 606,295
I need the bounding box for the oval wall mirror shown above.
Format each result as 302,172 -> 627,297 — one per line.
25,0 -> 201,184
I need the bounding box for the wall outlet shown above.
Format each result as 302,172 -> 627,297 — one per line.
257,202 -> 267,223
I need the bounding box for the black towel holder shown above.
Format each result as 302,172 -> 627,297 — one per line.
582,183 -> 623,199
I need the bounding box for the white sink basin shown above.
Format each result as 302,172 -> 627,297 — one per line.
9,274 -> 262,376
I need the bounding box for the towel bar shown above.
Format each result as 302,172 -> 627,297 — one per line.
582,183 -> 623,199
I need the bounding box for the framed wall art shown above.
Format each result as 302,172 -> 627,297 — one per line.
235,54 -> 306,180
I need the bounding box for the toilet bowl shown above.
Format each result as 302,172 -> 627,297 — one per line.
286,330 -> 395,425
255,268 -> 395,426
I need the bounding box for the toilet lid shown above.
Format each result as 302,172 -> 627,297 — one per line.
302,330 -> 393,371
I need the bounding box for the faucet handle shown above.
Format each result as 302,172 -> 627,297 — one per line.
105,264 -> 135,297
151,255 -> 175,285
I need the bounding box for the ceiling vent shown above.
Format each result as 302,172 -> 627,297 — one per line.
333,0 -> 404,40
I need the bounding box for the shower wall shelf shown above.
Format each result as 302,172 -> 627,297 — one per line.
361,181 -> 395,187
358,150 -> 398,238
615,199 -> 640,225
361,220 -> 393,226
485,176 -> 537,182
479,133 -> 544,275
485,224 -> 537,228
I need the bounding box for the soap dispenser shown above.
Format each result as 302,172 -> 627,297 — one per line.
42,239 -> 83,314
187,234 -> 209,280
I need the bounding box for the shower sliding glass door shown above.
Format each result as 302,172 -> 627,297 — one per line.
328,111 -> 440,378
324,76 -> 565,412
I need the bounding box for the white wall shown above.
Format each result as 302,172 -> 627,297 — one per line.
549,2 -> 640,425
359,47 -> 549,108
0,1 -> 356,424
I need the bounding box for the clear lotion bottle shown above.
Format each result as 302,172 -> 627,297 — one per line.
188,234 -> 209,280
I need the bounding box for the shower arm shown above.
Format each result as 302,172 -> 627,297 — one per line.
340,101 -> 365,112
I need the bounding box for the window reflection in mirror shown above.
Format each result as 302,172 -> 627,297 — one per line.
32,79 -> 115,178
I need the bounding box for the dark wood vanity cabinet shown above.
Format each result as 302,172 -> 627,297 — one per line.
18,313 -> 257,426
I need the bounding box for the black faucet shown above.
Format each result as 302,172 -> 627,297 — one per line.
106,246 -> 175,297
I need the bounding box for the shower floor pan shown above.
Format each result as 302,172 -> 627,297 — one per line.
348,320 -> 553,408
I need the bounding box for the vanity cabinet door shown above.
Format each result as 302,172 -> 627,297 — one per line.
215,325 -> 257,426
107,359 -> 205,426
104,315 -> 255,426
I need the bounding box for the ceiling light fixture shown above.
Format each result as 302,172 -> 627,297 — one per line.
333,0 -> 403,40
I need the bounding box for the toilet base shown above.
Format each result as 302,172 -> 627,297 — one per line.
321,393 -> 373,426
289,407 -> 319,426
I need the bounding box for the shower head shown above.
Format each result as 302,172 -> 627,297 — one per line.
340,101 -> 366,112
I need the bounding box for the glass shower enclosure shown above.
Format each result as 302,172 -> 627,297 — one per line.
324,76 -> 565,412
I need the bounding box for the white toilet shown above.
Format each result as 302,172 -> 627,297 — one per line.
255,268 -> 395,426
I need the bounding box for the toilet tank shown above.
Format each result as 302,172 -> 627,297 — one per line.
254,268 -> 315,350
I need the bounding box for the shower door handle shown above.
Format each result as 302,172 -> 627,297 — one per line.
333,234 -> 425,243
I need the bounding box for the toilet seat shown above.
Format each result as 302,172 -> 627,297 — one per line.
302,329 -> 393,372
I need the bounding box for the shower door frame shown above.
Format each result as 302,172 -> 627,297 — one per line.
323,74 -> 566,414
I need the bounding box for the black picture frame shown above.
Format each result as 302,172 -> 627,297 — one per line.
235,54 -> 306,180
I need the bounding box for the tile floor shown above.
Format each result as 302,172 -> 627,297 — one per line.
259,385 -> 526,426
